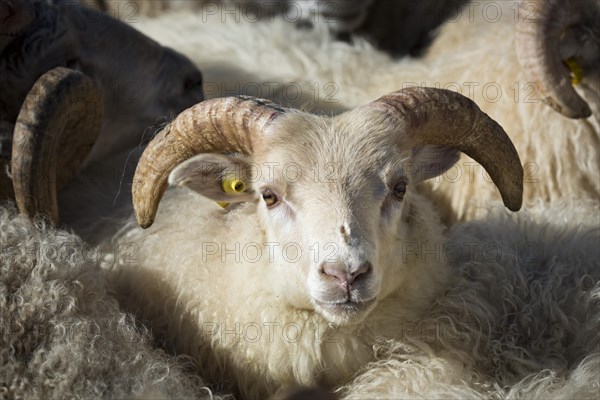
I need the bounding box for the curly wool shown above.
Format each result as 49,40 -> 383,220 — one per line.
0,203 -> 224,399
339,341 -> 600,399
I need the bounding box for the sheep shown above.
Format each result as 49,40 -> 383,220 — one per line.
0,202 -> 225,399
0,0 -> 204,222
514,0 -> 600,120
124,0 -> 599,223
100,88 -> 592,398
417,0 -> 599,221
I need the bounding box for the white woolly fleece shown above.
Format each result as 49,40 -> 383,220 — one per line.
340,199 -> 600,399
0,203 -> 226,399
108,184 -> 600,399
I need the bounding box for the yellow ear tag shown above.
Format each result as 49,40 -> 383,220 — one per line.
564,58 -> 584,85
218,176 -> 246,208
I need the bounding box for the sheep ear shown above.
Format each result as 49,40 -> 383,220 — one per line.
168,153 -> 255,203
409,145 -> 460,183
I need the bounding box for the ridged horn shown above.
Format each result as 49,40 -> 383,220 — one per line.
515,0 -> 591,119
369,87 -> 523,211
132,96 -> 287,228
11,67 -> 103,223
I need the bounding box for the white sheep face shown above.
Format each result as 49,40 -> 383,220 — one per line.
169,108 -> 459,326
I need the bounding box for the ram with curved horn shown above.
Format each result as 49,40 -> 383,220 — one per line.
77,0 -> 598,227
97,87 -> 548,399
0,0 -> 204,222
516,0 -> 600,119
133,88 -> 522,228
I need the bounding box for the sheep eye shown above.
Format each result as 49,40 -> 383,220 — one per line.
261,189 -> 280,208
393,180 -> 407,200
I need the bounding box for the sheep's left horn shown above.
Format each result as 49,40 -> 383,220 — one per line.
515,0 -> 591,119
132,96 -> 288,229
369,87 -> 523,211
11,67 -> 103,223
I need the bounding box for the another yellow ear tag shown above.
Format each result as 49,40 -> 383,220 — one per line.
565,58 -> 584,85
218,175 -> 246,208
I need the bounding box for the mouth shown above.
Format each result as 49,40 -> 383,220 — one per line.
314,297 -> 378,323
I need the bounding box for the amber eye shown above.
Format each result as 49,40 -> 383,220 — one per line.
393,180 -> 407,200
261,189 -> 280,208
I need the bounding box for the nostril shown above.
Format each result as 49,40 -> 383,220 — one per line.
350,261 -> 372,283
320,261 -> 372,285
321,263 -> 348,284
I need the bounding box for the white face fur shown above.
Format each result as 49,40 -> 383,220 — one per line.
169,108 -> 460,326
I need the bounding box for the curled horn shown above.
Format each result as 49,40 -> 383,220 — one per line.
515,0 -> 591,119
11,67 -> 103,223
369,87 -> 523,211
132,96 -> 287,228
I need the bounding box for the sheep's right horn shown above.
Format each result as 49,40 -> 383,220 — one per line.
370,87 -> 523,212
515,0 -> 591,119
11,67 -> 103,223
132,96 -> 288,228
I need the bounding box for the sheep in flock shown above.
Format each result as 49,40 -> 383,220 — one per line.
121,0 -> 599,223
0,0 -> 204,222
102,87 -> 600,399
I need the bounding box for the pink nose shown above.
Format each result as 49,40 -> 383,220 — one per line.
321,261 -> 372,284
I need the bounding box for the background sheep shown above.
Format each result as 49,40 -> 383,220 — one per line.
103,89 -> 597,399
119,0 -> 598,223
1,0 -> 204,164
0,0 -> 204,221
515,0 -> 600,121
0,203 -> 224,399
